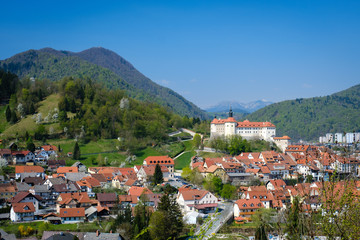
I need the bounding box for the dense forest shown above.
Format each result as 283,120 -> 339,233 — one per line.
245,84 -> 360,141
0,48 -> 207,118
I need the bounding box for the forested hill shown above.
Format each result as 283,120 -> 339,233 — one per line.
0,48 -> 206,118
244,84 -> 360,141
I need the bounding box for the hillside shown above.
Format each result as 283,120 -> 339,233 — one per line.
0,48 -> 206,118
205,99 -> 273,113
245,84 -> 360,141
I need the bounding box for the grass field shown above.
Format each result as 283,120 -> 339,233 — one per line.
198,152 -> 226,158
1,94 -> 62,138
0,105 -> 9,134
174,140 -> 196,170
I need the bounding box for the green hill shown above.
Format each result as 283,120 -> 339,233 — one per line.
244,84 -> 360,141
0,48 -> 206,118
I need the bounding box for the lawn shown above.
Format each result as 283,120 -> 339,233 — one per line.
175,151 -> 195,170
0,105 -> 9,134
199,152 -> 226,158
1,94 -> 62,138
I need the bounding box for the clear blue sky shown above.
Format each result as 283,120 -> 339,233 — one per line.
1,0 -> 360,109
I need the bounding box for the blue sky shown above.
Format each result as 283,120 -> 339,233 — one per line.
1,0 -> 360,109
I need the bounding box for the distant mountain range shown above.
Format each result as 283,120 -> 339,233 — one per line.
0,47 -> 207,118
245,84 -> 360,141
205,100 -> 273,113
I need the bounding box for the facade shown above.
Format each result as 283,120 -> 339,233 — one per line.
143,156 -> 175,179
210,108 -> 276,141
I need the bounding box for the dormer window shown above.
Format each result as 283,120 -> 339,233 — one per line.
243,204 -> 247,207
250,203 -> 254,207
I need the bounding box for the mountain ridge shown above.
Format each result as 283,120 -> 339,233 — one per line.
244,84 -> 360,141
0,47 -> 206,118
205,99 -> 273,113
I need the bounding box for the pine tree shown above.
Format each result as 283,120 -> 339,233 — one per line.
26,137 -> 35,152
10,109 -> 18,124
73,142 -> 81,160
151,194 -> 183,240
154,164 -> 163,185
5,105 -> 11,122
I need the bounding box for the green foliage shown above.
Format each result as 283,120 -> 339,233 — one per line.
246,84 -> 360,140
0,48 -> 207,118
0,69 -> 19,102
181,167 -> 204,186
26,137 -> 35,152
34,125 -> 47,140
193,133 -> 202,149
150,194 -> 183,240
220,184 -> 237,200
154,164 -> 164,185
5,105 -> 11,122
73,142 -> 81,160
284,196 -> 308,239
209,135 -> 251,155
204,175 -> 223,195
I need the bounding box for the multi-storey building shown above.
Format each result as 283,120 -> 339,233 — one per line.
210,108 -> 276,141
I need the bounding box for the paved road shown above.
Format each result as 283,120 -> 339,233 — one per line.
195,202 -> 234,239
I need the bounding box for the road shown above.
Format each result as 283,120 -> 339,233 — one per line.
194,201 -> 234,239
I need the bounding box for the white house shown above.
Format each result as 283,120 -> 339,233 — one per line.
12,151 -> 35,164
177,188 -> 218,214
11,192 -> 41,212
10,202 -> 35,222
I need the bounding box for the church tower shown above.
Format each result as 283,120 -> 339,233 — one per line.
229,106 -> 233,118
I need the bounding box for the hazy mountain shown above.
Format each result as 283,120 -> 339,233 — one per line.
205,100 -> 273,113
0,47 -> 207,118
245,84 -> 360,141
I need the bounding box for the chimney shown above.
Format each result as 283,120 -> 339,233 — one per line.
96,230 -> 100,237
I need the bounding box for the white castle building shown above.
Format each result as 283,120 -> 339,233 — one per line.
210,108 -> 276,141
210,108 -> 290,152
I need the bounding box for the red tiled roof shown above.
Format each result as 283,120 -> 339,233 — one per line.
15,166 -> 44,174
59,208 -> 85,218
11,192 -> 42,203
12,202 -> 35,213
235,199 -> 264,210
42,145 -> 58,151
57,167 -> 78,174
128,186 -> 153,197
179,189 -> 209,201
144,156 -> 174,165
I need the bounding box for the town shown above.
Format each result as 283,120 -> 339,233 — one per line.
0,110 -> 359,240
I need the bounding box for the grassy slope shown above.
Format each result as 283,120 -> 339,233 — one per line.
1,94 -> 61,138
0,105 -> 9,134
174,140 -> 195,170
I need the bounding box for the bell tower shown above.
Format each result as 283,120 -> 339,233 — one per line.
229,106 -> 233,118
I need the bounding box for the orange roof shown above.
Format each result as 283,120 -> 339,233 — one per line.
58,192 -> 91,205
12,150 -> 31,156
206,165 -> 219,173
144,156 -> 174,165
81,176 -> 101,187
12,202 -> 35,213
179,189 -> 209,201
59,208 -> 85,218
15,165 -> 44,174
246,168 -> 260,174
235,199 -> 264,210
273,136 -> 291,140
42,145 -> 58,151
57,167 -> 78,174
237,120 -> 275,128
128,186 -> 153,197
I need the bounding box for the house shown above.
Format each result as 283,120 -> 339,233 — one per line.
15,166 -> 44,180
143,156 -> 175,179
0,183 -> 17,201
0,149 -> 12,163
177,188 -> 218,213
137,165 -> 170,183
97,193 -> 117,209
234,199 -> 264,221
59,208 -> 85,224
128,186 -> 153,198
266,179 -> 286,191
41,145 -> 58,156
10,202 -> 35,222
83,231 -> 122,240
72,161 -> 87,172
241,191 -> 273,209
12,151 -> 35,164
11,192 -> 41,212
56,192 -> 92,213
47,159 -> 66,172
29,185 -> 53,206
